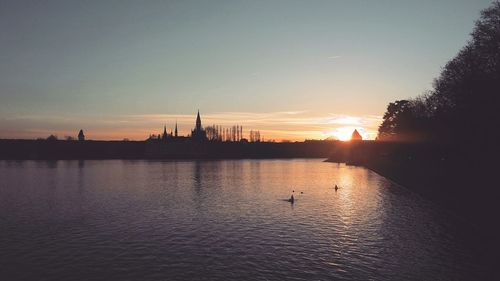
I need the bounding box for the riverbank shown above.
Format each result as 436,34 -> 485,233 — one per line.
327,141 -> 499,242
0,139 -> 335,160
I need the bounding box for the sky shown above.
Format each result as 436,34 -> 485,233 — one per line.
0,0 -> 494,141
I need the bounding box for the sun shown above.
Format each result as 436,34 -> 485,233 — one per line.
325,127 -> 366,141
333,128 -> 353,141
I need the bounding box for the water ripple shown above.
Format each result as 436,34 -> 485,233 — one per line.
0,159 -> 490,280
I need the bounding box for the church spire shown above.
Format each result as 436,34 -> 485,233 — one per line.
195,110 -> 202,132
175,120 -> 178,137
162,124 -> 167,140
191,110 -> 207,141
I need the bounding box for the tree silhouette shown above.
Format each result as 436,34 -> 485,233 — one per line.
378,1 -> 500,146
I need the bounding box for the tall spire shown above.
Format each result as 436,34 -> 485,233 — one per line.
195,110 -> 202,132
162,124 -> 168,140
191,109 -> 207,141
175,120 -> 178,137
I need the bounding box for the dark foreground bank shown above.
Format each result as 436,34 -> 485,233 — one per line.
328,141 -> 499,245
0,139 -> 335,160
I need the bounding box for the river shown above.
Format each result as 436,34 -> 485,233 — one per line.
0,159 -> 489,280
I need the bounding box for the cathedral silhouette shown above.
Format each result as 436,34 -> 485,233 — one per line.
149,110 -> 257,143
151,110 -> 207,142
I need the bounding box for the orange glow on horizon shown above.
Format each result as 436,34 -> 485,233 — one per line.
4,127 -> 374,142
323,127 -> 368,141
2,112 -> 379,141
334,130 -> 353,141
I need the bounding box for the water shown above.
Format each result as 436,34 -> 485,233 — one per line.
0,159 -> 489,280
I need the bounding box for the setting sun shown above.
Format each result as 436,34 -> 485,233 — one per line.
325,127 -> 367,141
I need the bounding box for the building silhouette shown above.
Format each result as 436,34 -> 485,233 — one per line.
191,110 -> 207,141
148,110 -> 258,143
162,125 -> 168,141
78,129 -> 85,141
351,129 -> 362,141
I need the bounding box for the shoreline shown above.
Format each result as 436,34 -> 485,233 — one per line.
0,139 -> 335,160
325,141 -> 499,243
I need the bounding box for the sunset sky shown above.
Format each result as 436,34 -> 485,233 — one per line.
0,0 -> 493,141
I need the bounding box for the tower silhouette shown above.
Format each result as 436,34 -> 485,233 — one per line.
195,110 -> 202,132
191,110 -> 207,141
162,124 -> 168,141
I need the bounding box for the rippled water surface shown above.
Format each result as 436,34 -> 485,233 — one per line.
0,159 -> 489,280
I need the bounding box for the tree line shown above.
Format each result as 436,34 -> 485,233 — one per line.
378,1 -> 500,148
205,124 -> 261,142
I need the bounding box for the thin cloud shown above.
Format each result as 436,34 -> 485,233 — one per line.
328,116 -> 361,125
